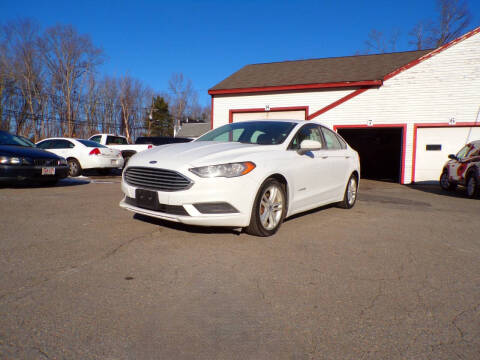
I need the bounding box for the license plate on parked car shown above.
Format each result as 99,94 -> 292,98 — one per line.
136,189 -> 158,210
111,160 -> 117,165
42,167 -> 55,175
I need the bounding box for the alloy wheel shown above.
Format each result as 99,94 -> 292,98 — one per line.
259,184 -> 284,230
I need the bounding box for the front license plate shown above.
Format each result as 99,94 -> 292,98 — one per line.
135,189 -> 158,210
111,160 -> 116,165
42,167 -> 55,175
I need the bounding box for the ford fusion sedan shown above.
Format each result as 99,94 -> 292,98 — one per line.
0,130 -> 69,184
440,140 -> 480,198
36,138 -> 124,177
120,120 -> 360,236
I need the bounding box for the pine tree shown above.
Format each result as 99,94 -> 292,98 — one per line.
146,96 -> 173,136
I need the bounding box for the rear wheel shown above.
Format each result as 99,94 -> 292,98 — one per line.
466,174 -> 479,198
440,170 -> 456,191
245,178 -> 286,237
68,158 -> 82,177
338,174 -> 358,209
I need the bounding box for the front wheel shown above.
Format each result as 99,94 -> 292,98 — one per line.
68,158 -> 82,177
338,174 -> 358,209
440,170 -> 456,191
466,174 -> 479,199
245,178 -> 287,237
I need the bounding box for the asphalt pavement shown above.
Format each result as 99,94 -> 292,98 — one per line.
0,177 -> 479,359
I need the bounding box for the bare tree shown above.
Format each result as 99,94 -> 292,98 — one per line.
38,24 -> 103,136
167,73 -> 197,129
409,0 -> 472,49
363,29 -> 401,54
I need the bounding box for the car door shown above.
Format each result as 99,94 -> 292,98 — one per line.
320,127 -> 351,199
53,140 -> 75,159
286,123 -> 332,213
450,144 -> 472,183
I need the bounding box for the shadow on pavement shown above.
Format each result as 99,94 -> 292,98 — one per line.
133,213 -> 242,236
0,177 -> 90,189
407,181 -> 472,199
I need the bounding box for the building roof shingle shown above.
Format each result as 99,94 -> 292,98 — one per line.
209,50 -> 431,91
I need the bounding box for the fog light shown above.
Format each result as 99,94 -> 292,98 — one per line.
193,202 -> 239,214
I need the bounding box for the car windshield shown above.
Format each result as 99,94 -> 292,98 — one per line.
196,121 -> 297,145
77,139 -> 107,148
0,131 -> 34,147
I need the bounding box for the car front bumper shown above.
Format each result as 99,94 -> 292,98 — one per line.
119,173 -> 258,228
0,165 -> 69,182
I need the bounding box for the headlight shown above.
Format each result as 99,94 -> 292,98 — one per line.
0,156 -> 21,165
189,161 -> 256,178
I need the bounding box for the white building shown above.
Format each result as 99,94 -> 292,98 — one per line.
209,27 -> 480,184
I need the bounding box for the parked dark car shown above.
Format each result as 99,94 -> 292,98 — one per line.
0,130 -> 69,185
440,140 -> 480,198
135,136 -> 193,146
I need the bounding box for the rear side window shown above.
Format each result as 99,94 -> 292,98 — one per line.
106,136 -> 128,145
54,140 -> 74,149
321,128 -> 344,150
36,140 -> 53,149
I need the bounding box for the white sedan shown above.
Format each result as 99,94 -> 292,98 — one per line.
120,120 -> 360,236
36,138 -> 124,177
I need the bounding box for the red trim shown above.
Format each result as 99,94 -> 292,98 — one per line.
334,124 -> 407,184
411,122 -> 480,183
307,88 -> 369,120
229,106 -> 309,123
384,26 -> 480,81
208,80 -> 382,95
210,96 -> 214,130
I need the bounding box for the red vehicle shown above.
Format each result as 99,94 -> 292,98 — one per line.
440,140 -> 480,198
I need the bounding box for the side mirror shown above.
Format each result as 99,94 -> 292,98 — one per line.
448,154 -> 457,160
298,140 -> 322,155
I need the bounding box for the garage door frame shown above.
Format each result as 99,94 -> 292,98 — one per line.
229,106 -> 309,123
334,123 -> 407,184
411,121 -> 480,183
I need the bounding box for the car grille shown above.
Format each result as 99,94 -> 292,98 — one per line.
34,158 -> 59,166
124,167 -> 193,192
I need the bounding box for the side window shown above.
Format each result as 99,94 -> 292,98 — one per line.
37,140 -> 52,149
289,124 -> 324,150
321,127 -> 343,150
55,140 -> 74,149
107,136 -> 128,145
90,135 -> 101,144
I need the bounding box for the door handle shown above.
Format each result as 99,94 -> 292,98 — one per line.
321,156 -> 328,159
345,156 -> 350,159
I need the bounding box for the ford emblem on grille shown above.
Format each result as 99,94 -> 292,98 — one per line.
149,160 -> 157,164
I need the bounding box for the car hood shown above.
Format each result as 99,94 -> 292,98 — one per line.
130,141 -> 280,167
0,145 -> 62,159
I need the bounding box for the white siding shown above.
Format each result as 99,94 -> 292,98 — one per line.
233,110 -> 306,122
213,89 -> 355,127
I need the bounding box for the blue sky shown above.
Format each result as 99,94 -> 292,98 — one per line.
1,0 -> 479,106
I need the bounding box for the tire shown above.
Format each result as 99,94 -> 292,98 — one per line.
338,174 -> 358,209
68,158 -> 82,177
440,170 -> 456,191
466,174 -> 479,199
245,178 -> 287,237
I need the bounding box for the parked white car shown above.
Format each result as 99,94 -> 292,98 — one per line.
36,138 -> 124,177
120,120 -> 360,236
